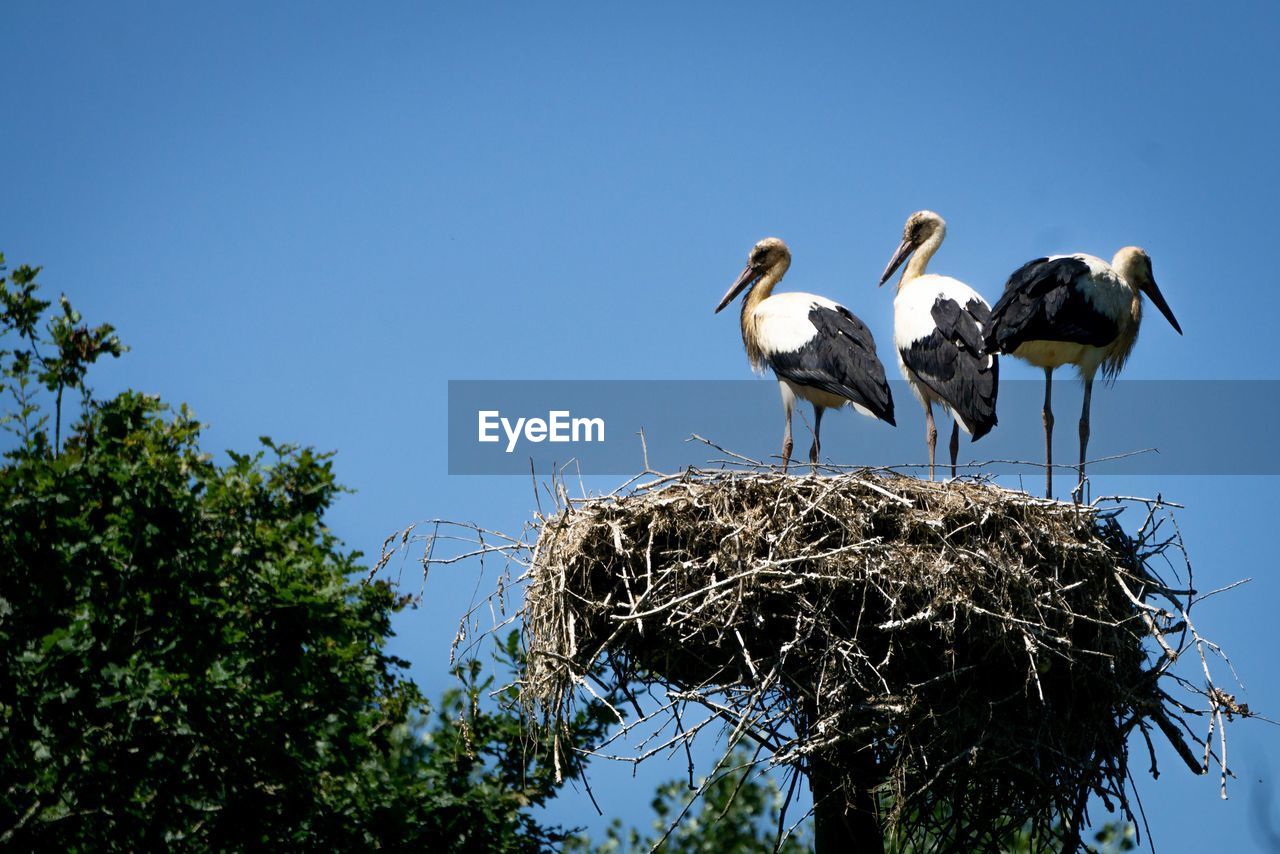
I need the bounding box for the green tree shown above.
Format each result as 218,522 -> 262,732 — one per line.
0,262 -> 414,846
0,257 -> 606,849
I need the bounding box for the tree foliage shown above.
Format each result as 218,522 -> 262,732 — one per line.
0,257 -> 609,848
0,257 -> 426,845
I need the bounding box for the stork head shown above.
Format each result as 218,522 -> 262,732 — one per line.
879,210 -> 947,285
715,237 -> 791,313
1113,247 -> 1183,335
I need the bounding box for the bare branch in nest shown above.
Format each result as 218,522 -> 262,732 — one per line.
377,460 -> 1249,852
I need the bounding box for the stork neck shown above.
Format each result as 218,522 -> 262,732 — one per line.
899,230 -> 944,291
740,261 -> 789,326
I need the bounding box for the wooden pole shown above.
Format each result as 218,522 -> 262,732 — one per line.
810,742 -> 883,852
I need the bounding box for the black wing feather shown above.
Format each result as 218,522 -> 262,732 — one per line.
901,296 -> 999,440
983,256 -> 1120,353
768,304 -> 896,425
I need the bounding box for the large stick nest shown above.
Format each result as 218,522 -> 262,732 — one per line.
519,468 -> 1240,850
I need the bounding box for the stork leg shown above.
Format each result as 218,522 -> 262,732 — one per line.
925,402 -> 937,481
1043,368 -> 1055,499
781,392 -> 795,473
1073,376 -> 1095,504
809,405 -> 825,472
949,421 -> 960,480
781,412 -> 794,473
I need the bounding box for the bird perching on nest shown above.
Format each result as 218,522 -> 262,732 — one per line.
715,237 -> 895,471
879,211 -> 999,481
983,247 -> 1183,501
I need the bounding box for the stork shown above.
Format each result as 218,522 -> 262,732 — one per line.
878,211 -> 998,480
983,247 -> 1182,500
715,237 -> 895,471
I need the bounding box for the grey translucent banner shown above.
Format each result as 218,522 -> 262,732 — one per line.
447,380 -> 1278,476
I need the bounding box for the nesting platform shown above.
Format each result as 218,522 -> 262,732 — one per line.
520,469 -> 1223,849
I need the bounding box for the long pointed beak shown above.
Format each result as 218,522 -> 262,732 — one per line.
879,239 -> 914,286
715,263 -> 760,313
1143,279 -> 1183,335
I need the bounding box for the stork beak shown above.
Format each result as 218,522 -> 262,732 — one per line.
715,263 -> 760,313
879,239 -> 914,286
1143,279 -> 1183,335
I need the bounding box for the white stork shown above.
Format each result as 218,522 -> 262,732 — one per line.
715,237 -> 895,471
983,247 -> 1183,500
878,211 -> 999,480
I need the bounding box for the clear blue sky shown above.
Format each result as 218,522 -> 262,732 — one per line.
5,2 -> 1279,849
